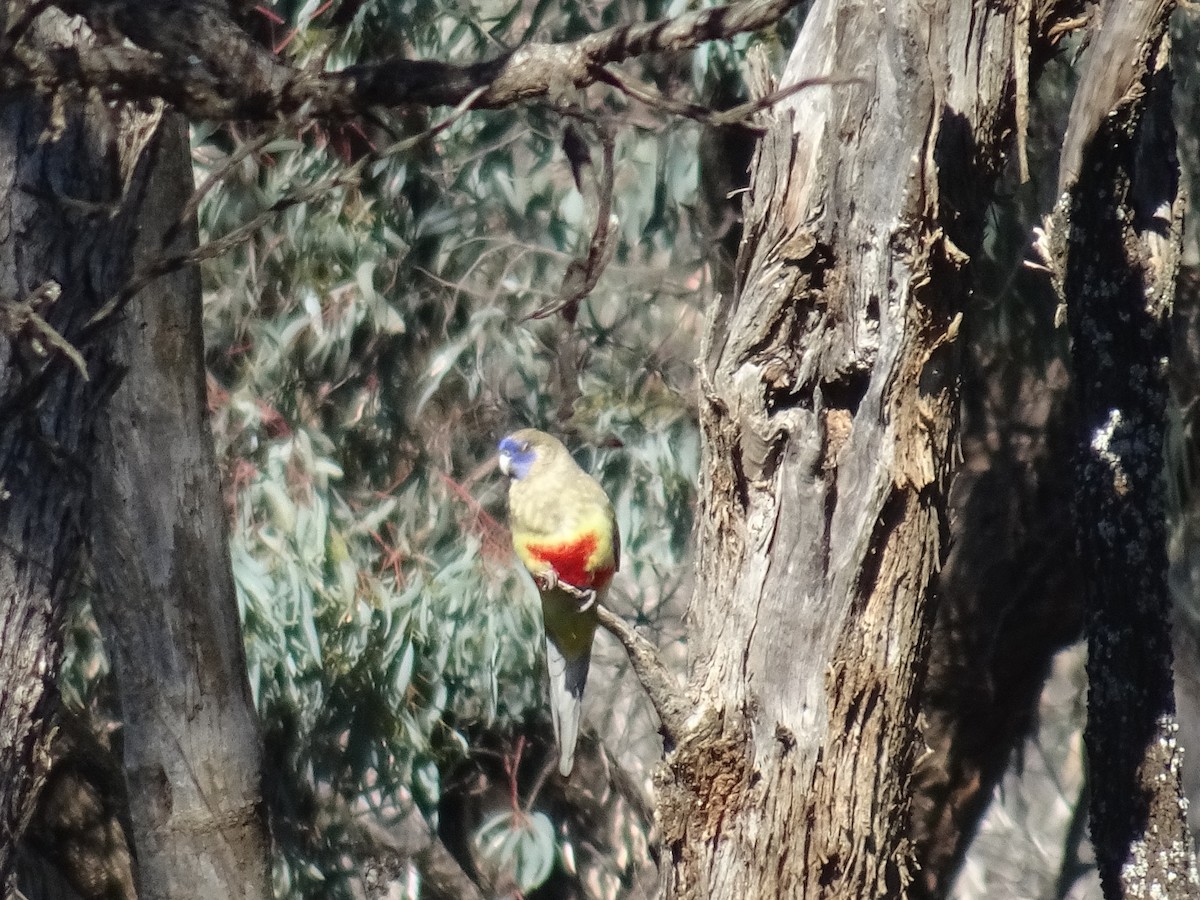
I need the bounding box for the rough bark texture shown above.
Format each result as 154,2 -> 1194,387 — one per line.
89,113 -> 272,899
659,2 -> 1041,897
1045,1 -> 1200,896
0,15 -> 154,890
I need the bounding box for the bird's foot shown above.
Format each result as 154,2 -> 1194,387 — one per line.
535,571 -> 597,611
560,582 -> 597,612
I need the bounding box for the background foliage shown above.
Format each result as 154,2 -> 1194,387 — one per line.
189,0 -> 742,893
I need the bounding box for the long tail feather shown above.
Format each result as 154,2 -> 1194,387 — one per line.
545,635 -> 591,776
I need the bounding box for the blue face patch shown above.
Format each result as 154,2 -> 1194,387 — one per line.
498,435 -> 536,480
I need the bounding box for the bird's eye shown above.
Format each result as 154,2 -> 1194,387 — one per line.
518,441 -> 530,453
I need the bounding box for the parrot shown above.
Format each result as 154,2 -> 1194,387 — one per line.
497,428 -> 619,776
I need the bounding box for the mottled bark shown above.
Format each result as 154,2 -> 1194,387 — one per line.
660,1 -> 1042,897
0,15 -> 152,890
1170,267 -> 1200,836
1043,1 -> 1199,896
89,113 -> 272,899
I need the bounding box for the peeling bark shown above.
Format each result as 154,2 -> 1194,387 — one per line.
660,1 -> 1046,896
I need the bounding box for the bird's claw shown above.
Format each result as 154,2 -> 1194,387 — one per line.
561,582 -> 597,611
536,571 -> 597,611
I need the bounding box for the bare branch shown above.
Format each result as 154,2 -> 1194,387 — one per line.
595,65 -> 857,132
20,0 -> 802,121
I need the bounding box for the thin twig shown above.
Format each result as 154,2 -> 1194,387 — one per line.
527,111 -> 617,321
0,281 -> 89,381
177,128 -> 278,242
596,65 -> 860,133
82,163 -> 365,334
523,753 -> 557,813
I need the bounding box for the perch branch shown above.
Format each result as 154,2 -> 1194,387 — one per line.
596,604 -> 688,745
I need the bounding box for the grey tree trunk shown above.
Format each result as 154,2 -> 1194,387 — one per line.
0,15 -> 272,896
89,113 -> 273,899
659,1 -> 1072,896
0,20 -> 149,890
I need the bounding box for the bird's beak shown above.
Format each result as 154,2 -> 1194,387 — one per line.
498,453 -> 512,477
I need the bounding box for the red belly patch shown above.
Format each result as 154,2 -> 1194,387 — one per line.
526,533 -> 614,590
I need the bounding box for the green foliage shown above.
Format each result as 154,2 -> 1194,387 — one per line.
59,593 -> 108,713
191,0 -> 767,893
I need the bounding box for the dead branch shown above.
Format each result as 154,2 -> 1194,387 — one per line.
15,0 -> 802,122
0,281 -> 89,381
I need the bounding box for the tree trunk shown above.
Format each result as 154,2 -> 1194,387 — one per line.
1044,1 -> 1200,896
0,15 -> 151,889
912,348 -> 1082,898
911,54 -> 1086,885
659,2 -> 1053,896
89,113 -> 273,899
